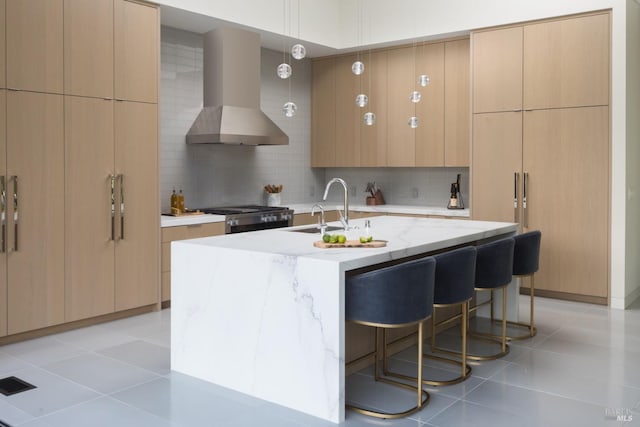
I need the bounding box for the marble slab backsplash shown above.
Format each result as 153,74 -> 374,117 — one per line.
160,26 -> 469,213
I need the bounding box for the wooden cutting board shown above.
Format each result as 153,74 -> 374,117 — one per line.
313,240 -> 387,248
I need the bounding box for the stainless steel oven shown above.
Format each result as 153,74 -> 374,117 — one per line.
196,205 -> 294,234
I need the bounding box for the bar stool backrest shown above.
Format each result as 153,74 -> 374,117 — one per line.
475,238 -> 515,289
513,231 -> 542,276
346,257 -> 436,325
433,246 -> 477,305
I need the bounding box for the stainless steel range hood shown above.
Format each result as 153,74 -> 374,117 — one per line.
186,27 -> 288,145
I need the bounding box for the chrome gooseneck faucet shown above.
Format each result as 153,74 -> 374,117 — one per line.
322,178 -> 349,230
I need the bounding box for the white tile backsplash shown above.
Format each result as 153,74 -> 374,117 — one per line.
160,26 -> 469,212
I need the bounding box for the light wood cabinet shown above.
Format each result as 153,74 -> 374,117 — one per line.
444,39 -> 470,167
64,0 -> 114,98
360,51 -> 388,167
471,112 -> 522,223
311,58 -> 336,167
6,0 -> 63,93
65,97 -> 115,321
115,0 -> 159,103
5,91 -> 65,335
161,222 -> 225,302
415,42 -> 445,166
386,46 -> 416,166
472,26 -> 523,113
0,1 -> 6,88
66,97 -> 159,320
311,38 -> 469,168
0,91 -> 5,336
523,107 -> 609,298
335,55 -> 361,166
471,13 -> 610,302
114,101 -> 159,311
523,13 -> 609,110
292,211 -> 339,227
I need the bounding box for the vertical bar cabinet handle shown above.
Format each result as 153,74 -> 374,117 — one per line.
110,174 -> 116,241
523,172 -> 528,228
12,176 -> 18,251
119,174 -> 125,240
0,176 -> 5,253
513,172 -> 519,223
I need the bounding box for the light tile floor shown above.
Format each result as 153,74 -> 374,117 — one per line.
1,296 -> 639,426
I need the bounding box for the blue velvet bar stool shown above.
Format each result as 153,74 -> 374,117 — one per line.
383,247 -> 477,387
345,257 -> 436,419
468,237 -> 515,360
506,230 -> 541,339
426,246 -> 477,385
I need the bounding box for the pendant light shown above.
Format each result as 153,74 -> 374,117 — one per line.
408,40 -> 420,128
278,0 -> 305,117
290,0 -> 306,60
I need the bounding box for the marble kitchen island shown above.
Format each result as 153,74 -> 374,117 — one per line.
171,215 -> 518,423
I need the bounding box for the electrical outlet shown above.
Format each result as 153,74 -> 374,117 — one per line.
411,187 -> 419,198
309,186 -> 315,197
350,185 -> 357,196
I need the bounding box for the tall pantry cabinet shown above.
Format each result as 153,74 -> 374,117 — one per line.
471,12 -> 610,302
0,0 -> 159,339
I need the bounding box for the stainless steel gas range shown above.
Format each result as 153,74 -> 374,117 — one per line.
196,205 -> 294,234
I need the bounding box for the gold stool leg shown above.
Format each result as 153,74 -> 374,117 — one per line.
461,301 -> 468,379
530,274 -> 535,336
417,321 -> 424,409
501,286 -> 507,353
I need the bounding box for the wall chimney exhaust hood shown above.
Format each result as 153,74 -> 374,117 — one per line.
186,27 -> 288,145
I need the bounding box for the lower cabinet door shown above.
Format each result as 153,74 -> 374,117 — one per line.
114,101 -> 159,311
7,91 -> 65,334
65,96 -> 115,322
523,106 -> 609,299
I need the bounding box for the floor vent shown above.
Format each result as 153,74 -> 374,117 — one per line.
0,376 -> 36,396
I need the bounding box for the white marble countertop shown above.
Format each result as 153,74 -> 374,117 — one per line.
182,215 -> 510,271
161,203 -> 469,228
171,216 -> 517,423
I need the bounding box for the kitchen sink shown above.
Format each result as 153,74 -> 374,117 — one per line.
288,225 -> 344,234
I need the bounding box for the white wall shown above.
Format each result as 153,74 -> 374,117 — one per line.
624,0 -> 640,307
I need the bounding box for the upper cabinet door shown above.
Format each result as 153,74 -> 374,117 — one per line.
387,46 -> 416,166
64,0 -> 114,98
0,1 -> 5,89
115,0 -> 159,103
6,0 -> 63,93
415,42 -> 445,167
360,50 -> 388,167
311,58 -> 336,167
444,39 -> 470,167
335,55 -> 361,167
524,13 -> 609,110
472,26 -> 523,113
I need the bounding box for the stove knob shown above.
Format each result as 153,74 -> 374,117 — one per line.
261,215 -> 269,223
227,219 -> 238,226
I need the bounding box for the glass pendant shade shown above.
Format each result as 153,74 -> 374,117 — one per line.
410,90 -> 422,103
355,94 -> 368,107
277,63 -> 292,79
352,61 -> 365,75
418,74 -> 430,87
291,44 -> 306,60
408,116 -> 419,128
363,112 -> 376,126
283,101 -> 297,117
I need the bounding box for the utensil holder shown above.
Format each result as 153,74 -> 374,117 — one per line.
267,193 -> 281,206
